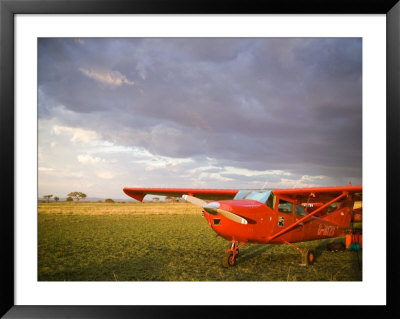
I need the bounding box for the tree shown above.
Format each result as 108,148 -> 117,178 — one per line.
105,198 -> 115,203
66,196 -> 73,202
67,192 -> 87,203
43,195 -> 53,203
54,196 -> 59,202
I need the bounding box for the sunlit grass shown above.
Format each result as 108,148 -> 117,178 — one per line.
38,201 -> 201,215
38,202 -> 362,281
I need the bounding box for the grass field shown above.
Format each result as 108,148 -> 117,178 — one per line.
38,202 -> 362,281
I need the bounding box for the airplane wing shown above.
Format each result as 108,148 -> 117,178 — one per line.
123,187 -> 239,202
273,185 -> 362,203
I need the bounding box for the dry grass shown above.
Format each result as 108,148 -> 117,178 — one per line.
38,202 -> 202,216
38,202 -> 362,281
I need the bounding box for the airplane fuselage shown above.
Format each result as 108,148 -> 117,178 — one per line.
203,199 -> 352,244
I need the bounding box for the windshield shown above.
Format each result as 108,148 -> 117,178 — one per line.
234,189 -> 272,205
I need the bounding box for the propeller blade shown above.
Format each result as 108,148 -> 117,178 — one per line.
203,202 -> 248,224
182,194 -> 207,207
184,195 -> 248,225
217,209 -> 248,225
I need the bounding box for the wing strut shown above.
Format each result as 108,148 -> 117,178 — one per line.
267,192 -> 348,241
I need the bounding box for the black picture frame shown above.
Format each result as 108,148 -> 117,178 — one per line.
1,0 -> 399,318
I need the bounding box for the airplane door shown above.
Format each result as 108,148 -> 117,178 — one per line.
275,199 -> 295,239
290,204 -> 307,241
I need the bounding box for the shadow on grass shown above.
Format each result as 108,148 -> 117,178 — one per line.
39,253 -> 172,281
237,243 -> 273,264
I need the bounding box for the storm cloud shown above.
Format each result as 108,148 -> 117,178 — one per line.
38,38 -> 362,198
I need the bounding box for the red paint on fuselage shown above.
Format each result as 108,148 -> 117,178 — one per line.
204,199 -> 353,244
204,199 -> 273,243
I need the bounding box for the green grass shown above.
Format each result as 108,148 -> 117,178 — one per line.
38,202 -> 362,281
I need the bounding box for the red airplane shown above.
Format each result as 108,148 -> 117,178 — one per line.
123,185 -> 362,267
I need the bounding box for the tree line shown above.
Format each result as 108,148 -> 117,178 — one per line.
41,192 -> 117,203
42,192 -> 87,203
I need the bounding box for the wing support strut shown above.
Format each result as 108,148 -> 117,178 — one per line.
267,192 -> 348,241
284,240 -> 303,254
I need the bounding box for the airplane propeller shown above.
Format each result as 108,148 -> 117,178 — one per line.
182,195 -> 248,225
182,194 -> 207,207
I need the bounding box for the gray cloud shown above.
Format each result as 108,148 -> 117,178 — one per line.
38,38 -> 362,190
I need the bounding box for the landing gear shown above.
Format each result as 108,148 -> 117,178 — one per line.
301,248 -> 315,266
222,241 -> 245,267
285,241 -> 315,266
222,250 -> 237,267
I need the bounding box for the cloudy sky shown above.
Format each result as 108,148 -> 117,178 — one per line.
38,38 -> 362,200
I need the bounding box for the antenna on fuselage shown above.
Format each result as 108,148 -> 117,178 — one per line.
261,181 -> 269,189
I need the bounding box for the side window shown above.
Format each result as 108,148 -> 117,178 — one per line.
295,205 -> 307,217
327,202 -> 339,214
278,199 -> 293,214
266,194 -> 275,209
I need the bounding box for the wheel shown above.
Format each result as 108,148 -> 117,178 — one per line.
302,249 -> 315,266
222,251 -> 237,267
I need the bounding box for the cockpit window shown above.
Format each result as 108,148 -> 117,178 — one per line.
266,194 -> 275,209
233,190 -> 273,205
278,199 -> 293,214
295,205 -> 307,217
233,190 -> 251,200
327,202 -> 339,214
245,190 -> 272,203
234,189 -> 273,206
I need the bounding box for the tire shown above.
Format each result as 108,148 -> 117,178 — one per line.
222,251 -> 237,267
302,249 -> 315,266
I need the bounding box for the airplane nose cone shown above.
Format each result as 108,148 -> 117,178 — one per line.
203,202 -> 220,215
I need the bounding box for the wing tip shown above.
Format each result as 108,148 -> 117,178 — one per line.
123,187 -> 145,202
